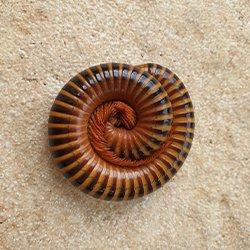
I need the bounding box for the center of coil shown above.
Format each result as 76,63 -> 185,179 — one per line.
87,100 -> 172,168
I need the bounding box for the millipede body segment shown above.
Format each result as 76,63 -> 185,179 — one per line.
48,63 -> 195,201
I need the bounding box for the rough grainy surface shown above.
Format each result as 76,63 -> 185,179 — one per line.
0,0 -> 249,249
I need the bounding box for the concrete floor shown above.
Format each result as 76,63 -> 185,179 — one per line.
0,0 -> 249,249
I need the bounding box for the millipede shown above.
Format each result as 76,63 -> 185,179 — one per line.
48,63 -> 195,201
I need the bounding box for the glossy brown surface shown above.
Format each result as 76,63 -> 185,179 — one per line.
48,63 -> 195,201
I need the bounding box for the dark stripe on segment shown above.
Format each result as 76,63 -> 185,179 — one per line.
127,176 -> 135,200
135,129 -> 164,148
84,169 -> 103,194
144,79 -> 156,91
171,92 -> 190,103
145,144 -> 154,154
146,64 -> 172,83
167,83 -> 186,96
117,177 -> 126,201
48,127 -> 69,136
49,136 -> 77,147
71,162 -> 95,188
174,131 -> 194,139
167,76 -> 177,85
125,70 -> 141,98
154,96 -> 170,106
105,172 -> 118,201
153,163 -> 169,184
174,160 -> 183,169
138,74 -> 148,86
179,150 -> 188,159
174,122 -> 195,129
155,118 -> 172,126
130,70 -> 139,81
63,161 -> 87,179
170,166 -> 177,175
147,166 -> 162,189
51,143 -> 80,158
128,150 -> 137,161
148,128 -> 168,138
71,75 -> 84,87
172,138 -> 192,150
133,78 -> 158,104
119,151 -> 126,159
155,178 -> 162,188
56,92 -> 76,106
154,65 -> 163,77
150,137 -> 163,145
158,158 -> 177,176
162,67 -> 172,80
142,169 -> 154,194
72,75 -> 89,91
137,176 -> 145,197
169,145 -> 181,154
105,186 -> 116,201
129,72 -> 148,98
121,64 -> 132,80
165,151 -> 177,163
174,112 -> 194,119
50,103 -> 75,116
101,63 -> 114,92
57,151 -> 84,169
172,102 -> 193,112
155,107 -> 172,116
147,63 -> 157,75
80,70 -> 96,86
48,115 -> 69,124
112,63 -> 120,79
150,87 -> 164,98
141,117 -> 171,127
89,66 -> 104,83
137,150 -> 147,159
93,172 -> 110,198
63,84 -> 82,98
137,85 -> 166,105
152,173 -> 162,188
183,141 -> 192,149
100,63 -> 112,80
87,68 -> 101,87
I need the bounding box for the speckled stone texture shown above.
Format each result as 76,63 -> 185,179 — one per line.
0,0 -> 249,249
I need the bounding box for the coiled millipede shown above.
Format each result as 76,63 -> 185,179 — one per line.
48,63 -> 194,201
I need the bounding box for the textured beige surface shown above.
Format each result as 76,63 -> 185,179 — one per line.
0,0 -> 249,249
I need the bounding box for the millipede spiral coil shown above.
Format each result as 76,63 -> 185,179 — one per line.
48,63 -> 195,201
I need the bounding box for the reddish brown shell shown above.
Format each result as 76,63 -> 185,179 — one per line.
48,63 -> 195,201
